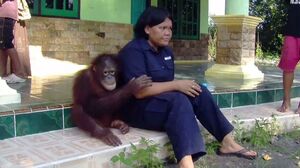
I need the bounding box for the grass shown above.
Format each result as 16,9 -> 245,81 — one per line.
111,137 -> 164,168
282,128 -> 300,139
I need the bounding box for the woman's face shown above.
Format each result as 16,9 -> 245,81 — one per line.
145,18 -> 172,49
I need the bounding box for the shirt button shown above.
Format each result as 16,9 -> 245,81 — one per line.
161,66 -> 165,69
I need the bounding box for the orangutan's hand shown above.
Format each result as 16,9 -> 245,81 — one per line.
111,119 -> 130,134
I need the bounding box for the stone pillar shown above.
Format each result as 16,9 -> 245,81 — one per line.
225,0 -> 249,15
205,15 -> 264,79
0,78 -> 21,105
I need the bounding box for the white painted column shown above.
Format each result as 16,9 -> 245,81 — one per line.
0,78 -> 21,105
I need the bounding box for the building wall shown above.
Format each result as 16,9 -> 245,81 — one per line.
150,0 -> 209,59
27,16 -> 208,64
27,0 -> 210,64
80,0 -> 131,24
78,0 -> 210,33
150,0 -> 209,34
170,37 -> 208,60
27,17 -> 133,65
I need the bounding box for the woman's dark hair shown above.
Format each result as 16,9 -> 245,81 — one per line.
134,6 -> 172,39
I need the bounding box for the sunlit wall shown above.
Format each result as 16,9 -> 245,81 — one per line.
80,0 -> 131,24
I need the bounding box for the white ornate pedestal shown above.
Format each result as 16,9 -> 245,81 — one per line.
0,78 -> 21,105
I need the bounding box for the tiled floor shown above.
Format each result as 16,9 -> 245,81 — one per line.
1,62 -> 300,112
0,75 -> 74,112
0,127 -> 168,168
0,98 -> 299,168
175,62 -> 300,91
1,60 -> 300,167
0,62 -> 300,140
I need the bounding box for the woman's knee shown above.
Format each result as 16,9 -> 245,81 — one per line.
164,92 -> 195,117
165,92 -> 191,104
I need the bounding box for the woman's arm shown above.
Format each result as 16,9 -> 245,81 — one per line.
119,40 -> 201,98
134,80 -> 202,99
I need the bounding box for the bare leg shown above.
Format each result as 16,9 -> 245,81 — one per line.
178,155 -> 194,168
6,48 -> 25,78
0,49 -> 8,77
277,71 -> 294,112
296,102 -> 300,114
219,133 -> 257,157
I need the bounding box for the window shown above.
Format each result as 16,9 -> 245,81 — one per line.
158,0 -> 199,40
29,0 -> 79,18
131,0 -> 151,25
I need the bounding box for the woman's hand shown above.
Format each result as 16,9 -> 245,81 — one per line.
174,80 -> 202,97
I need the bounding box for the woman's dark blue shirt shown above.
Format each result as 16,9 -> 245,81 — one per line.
118,38 -> 174,83
118,38 -> 175,125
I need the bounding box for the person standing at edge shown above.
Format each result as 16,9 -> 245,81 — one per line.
0,0 -> 26,83
13,0 -> 32,77
118,7 -> 257,168
277,0 -> 300,113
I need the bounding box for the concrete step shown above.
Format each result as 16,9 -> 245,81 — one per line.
0,99 -> 299,168
0,127 -> 169,168
223,97 -> 300,132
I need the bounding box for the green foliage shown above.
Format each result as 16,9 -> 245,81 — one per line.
255,33 -> 283,61
164,141 -> 177,164
231,115 -> 247,143
289,149 -> 300,160
255,41 -> 264,60
250,0 -> 288,56
232,115 -> 280,148
205,141 -> 220,155
111,137 -> 164,168
208,21 -> 217,61
282,127 -> 300,139
248,116 -> 280,147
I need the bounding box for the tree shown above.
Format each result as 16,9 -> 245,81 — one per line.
249,0 -> 288,56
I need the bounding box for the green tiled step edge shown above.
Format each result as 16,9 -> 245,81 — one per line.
1,86 -> 300,140
215,86 -> 300,108
0,107 -> 75,140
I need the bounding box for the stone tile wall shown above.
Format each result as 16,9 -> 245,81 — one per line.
212,16 -> 262,66
26,17 -> 208,64
216,24 -> 256,65
170,35 -> 209,60
27,17 -> 133,65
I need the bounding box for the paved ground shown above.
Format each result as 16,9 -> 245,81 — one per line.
192,131 -> 300,168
